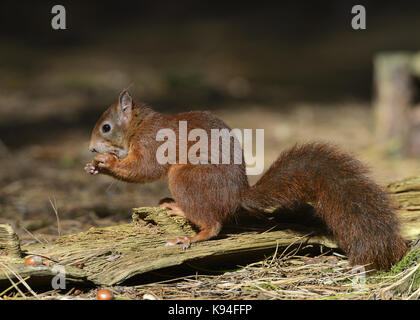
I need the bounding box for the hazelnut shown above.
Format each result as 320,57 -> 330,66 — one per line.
97,289 -> 113,300
75,262 -> 85,269
24,255 -> 43,266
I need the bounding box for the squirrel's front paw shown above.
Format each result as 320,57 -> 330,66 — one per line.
84,162 -> 99,175
93,153 -> 117,170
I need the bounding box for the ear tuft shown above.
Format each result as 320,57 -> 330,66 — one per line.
119,90 -> 133,112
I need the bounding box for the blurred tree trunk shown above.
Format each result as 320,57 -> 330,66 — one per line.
373,52 -> 420,156
374,53 -> 413,142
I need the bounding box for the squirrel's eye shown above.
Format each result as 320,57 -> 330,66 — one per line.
102,124 -> 111,133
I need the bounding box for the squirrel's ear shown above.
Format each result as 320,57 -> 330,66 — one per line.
118,90 -> 133,123
119,90 -> 133,111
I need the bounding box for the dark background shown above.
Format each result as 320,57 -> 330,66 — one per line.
2,1 -> 420,146
2,1 -> 420,103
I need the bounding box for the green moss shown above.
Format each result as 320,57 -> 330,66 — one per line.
390,249 -> 420,275
371,248 -> 420,295
259,282 -> 281,291
377,249 -> 420,278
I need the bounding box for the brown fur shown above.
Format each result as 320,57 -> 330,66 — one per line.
87,93 -> 407,269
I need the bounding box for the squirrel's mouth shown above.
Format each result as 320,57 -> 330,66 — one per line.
111,151 -> 119,158
112,148 -> 128,159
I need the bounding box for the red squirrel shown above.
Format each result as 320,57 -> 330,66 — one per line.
85,90 -> 407,270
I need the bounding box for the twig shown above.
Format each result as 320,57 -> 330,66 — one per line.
0,275 -> 31,297
380,264 -> 420,298
49,197 -> 61,237
0,267 -> 27,298
0,262 -> 39,298
21,226 -> 46,245
408,286 -> 420,300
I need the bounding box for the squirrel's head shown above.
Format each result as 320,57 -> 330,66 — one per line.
88,90 -> 134,159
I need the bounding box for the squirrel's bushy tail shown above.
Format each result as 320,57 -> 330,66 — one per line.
241,143 -> 407,270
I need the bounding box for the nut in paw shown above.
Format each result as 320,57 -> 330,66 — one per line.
93,153 -> 117,170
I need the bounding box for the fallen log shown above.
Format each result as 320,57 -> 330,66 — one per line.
0,176 -> 419,288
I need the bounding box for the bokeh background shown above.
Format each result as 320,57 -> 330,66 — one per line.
0,1 -> 419,242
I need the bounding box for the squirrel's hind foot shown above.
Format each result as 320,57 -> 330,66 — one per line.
165,236 -> 191,250
164,223 -> 222,250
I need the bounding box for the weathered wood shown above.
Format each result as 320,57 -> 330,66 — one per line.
0,176 -> 419,288
386,176 -> 420,241
0,224 -> 22,259
0,229 -> 90,288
